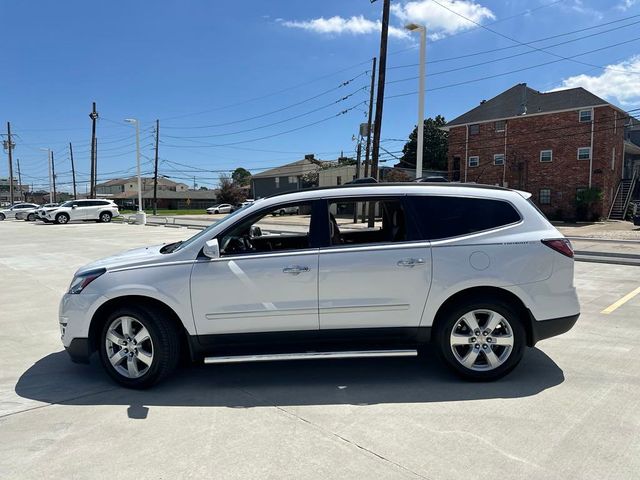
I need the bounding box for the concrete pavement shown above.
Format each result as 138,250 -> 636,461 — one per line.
0,221 -> 639,479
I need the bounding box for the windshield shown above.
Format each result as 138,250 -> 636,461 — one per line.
173,203 -> 255,252
58,201 -> 74,208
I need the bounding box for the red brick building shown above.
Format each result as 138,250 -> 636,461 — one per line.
444,83 -> 640,220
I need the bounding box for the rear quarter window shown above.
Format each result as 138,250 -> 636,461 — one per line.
407,195 -> 521,240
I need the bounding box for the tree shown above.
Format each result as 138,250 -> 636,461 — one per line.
232,167 -> 252,186
383,168 -> 412,183
398,115 -> 448,171
217,174 -> 246,205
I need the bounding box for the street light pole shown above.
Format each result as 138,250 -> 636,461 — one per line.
40,148 -> 53,203
406,23 -> 426,179
125,118 -> 146,225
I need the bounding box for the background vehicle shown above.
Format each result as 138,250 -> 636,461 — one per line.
632,201 -> 640,226
43,199 -> 119,224
0,203 -> 39,221
271,205 -> 299,216
59,184 -> 579,388
415,176 -> 449,183
16,203 -> 58,221
206,203 -> 233,214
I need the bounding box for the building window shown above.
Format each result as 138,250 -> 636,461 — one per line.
469,124 -> 480,135
493,154 -> 505,166
579,109 -> 592,122
540,150 -> 553,162
612,147 -> 616,171
495,120 -> 506,132
468,156 -> 479,167
577,147 -> 591,160
539,188 -> 551,205
275,177 -> 280,188
576,187 -> 587,200
288,176 -> 297,184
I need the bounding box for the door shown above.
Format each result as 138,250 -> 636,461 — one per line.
318,197 -> 432,330
190,201 -> 320,335
69,201 -> 87,220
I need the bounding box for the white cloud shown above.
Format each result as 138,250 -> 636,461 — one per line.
553,56 -> 640,106
391,0 -> 495,39
282,15 -> 409,39
617,0 -> 640,11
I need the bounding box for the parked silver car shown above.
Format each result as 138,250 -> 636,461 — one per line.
0,203 -> 40,221
16,203 -> 58,221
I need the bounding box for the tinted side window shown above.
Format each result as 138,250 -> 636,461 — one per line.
408,196 -> 521,240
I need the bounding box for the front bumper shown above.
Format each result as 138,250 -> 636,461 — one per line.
59,292 -> 106,352
529,313 -> 579,346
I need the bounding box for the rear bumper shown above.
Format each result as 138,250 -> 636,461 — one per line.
529,313 -> 579,346
65,338 -> 91,363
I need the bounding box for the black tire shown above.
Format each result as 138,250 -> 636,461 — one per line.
55,213 -> 70,224
279,209 -> 285,216
27,213 -> 36,221
433,297 -> 526,381
98,305 -> 180,389
0,213 -> 5,221
99,211 -> 112,223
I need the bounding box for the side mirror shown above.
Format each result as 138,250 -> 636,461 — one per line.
203,239 -> 220,259
72,205 -> 77,209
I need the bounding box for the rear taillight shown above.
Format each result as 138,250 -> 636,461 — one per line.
542,238 -> 574,258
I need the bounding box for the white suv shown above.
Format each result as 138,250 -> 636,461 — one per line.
42,199 -> 119,224
59,184 -> 580,388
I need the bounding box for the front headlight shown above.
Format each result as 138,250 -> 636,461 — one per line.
68,268 -> 106,294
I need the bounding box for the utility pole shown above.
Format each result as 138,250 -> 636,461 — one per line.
89,102 -> 98,198
16,158 -> 23,200
371,0 -> 390,181
353,138 -> 362,223
364,57 -> 376,179
51,151 -> 57,203
69,142 -> 77,199
153,119 -> 159,215
5,122 -> 15,205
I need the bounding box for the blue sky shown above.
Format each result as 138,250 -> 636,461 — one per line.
2,0 -> 640,191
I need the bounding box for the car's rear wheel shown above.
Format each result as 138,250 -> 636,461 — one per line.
99,211 -> 112,223
0,213 -> 5,221
279,209 -> 285,216
99,305 -> 180,389
27,213 -> 36,221
55,213 -> 70,224
434,299 -> 525,381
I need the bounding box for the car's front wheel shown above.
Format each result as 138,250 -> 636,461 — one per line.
27,213 -> 36,221
98,306 -> 180,388
434,299 -> 525,381
55,213 -> 70,224
0,213 -> 5,221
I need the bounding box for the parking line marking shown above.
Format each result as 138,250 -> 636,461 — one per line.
601,286 -> 640,314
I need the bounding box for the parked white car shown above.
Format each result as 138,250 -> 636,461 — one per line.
0,202 -> 40,221
206,203 -> 233,214
42,199 -> 119,224
59,184 -> 580,388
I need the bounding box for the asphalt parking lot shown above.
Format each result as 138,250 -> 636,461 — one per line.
1,221 -> 639,479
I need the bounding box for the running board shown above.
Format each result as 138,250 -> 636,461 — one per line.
203,349 -> 417,364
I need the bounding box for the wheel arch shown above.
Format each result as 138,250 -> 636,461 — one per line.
89,295 -> 193,361
431,286 -> 535,347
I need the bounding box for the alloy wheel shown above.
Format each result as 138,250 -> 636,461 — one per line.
449,309 -> 514,371
105,316 -> 154,379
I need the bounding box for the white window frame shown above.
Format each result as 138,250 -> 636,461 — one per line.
579,109 -> 592,123
540,150 -> 553,163
495,120 -> 506,132
577,147 -> 591,160
468,156 -> 479,167
493,154 -> 505,166
274,177 -> 280,188
288,176 -> 297,184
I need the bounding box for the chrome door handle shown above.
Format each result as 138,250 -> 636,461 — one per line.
397,258 -> 425,268
283,265 -> 310,275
